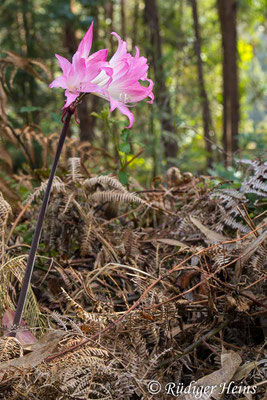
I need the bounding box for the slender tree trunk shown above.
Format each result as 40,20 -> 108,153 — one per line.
132,0 -> 139,49
121,0 -> 126,39
104,0 -> 115,53
190,0 -> 213,168
144,0 -> 178,164
217,0 -> 239,165
20,0 -> 38,124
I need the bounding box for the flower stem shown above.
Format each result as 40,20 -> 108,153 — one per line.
9,109 -> 74,335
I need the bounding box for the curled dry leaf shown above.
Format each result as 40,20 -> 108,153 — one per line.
177,349 -> 242,400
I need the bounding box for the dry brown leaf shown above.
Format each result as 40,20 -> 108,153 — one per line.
233,360 -> 261,381
177,349 -> 242,400
190,216 -> 229,243
167,323 -> 195,339
176,270 -> 199,289
156,238 -> 188,248
0,330 -> 64,374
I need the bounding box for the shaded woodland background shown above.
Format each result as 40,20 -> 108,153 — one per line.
0,2 -> 267,398
0,0 -> 266,185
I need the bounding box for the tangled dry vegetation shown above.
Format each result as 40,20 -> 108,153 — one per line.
0,158 -> 266,399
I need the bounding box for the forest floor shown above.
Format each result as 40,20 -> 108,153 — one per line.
0,159 -> 266,399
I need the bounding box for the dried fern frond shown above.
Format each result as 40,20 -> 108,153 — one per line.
0,192 -> 11,253
28,176 -> 66,203
61,288 -> 107,328
0,336 -> 23,362
0,50 -> 52,84
84,175 -> 127,192
0,191 -> 11,227
0,255 -> 45,330
89,190 -> 147,206
67,157 -> 82,182
240,160 -> 267,197
81,212 -> 96,256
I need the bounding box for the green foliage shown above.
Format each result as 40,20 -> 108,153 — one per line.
0,0 -> 266,182
19,106 -> 41,113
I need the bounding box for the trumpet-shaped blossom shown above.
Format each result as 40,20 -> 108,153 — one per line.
49,23 -> 112,108
92,33 -> 154,128
50,23 -> 154,128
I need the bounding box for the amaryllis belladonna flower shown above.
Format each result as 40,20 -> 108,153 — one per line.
49,22 -> 112,108
50,23 -> 154,128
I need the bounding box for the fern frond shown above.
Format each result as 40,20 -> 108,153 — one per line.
0,336 -> 23,362
67,157 -> 82,182
61,288 -> 107,328
0,255 -> 45,329
0,192 -> 11,227
84,175 -> 127,192
81,213 -> 95,256
28,176 -> 65,202
89,190 -> 146,206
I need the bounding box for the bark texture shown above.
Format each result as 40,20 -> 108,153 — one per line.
191,0 -> 214,168
144,0 -> 178,164
217,0 -> 239,165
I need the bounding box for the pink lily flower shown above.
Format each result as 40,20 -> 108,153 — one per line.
49,22 -> 112,108
50,23 -> 154,129
92,32 -> 154,128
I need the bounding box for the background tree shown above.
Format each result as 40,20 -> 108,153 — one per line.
0,0 -> 265,181
144,0 -> 179,166
190,0 -> 214,168
217,0 -> 239,165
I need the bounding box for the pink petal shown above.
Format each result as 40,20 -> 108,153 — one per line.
100,66 -> 113,87
64,90 -> 79,108
109,96 -> 120,113
109,96 -> 134,129
72,53 -> 86,77
85,61 -> 109,81
88,49 -> 108,62
77,22 -> 93,59
55,54 -> 72,75
146,79 -> 154,103
81,82 -> 105,95
117,104 -> 134,129
110,32 -> 128,64
49,76 -> 67,89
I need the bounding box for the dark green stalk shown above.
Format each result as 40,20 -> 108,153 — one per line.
9,109 -> 74,335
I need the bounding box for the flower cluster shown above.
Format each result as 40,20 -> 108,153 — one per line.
50,23 -> 154,128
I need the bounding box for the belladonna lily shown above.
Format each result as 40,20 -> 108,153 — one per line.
50,24 -> 154,128
11,24 -> 154,335
92,32 -> 154,128
49,22 -> 112,108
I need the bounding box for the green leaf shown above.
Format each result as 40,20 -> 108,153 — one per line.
118,170 -> 129,185
121,129 -> 130,142
119,142 -> 131,154
91,111 -> 102,119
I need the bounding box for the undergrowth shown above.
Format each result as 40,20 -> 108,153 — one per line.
0,159 -> 266,399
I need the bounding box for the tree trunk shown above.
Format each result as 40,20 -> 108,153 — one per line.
104,0 -> 115,53
132,0 -> 139,49
217,0 -> 239,165
121,0 -> 126,39
144,0 -> 178,164
190,0 -> 214,168
20,0 -> 38,124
